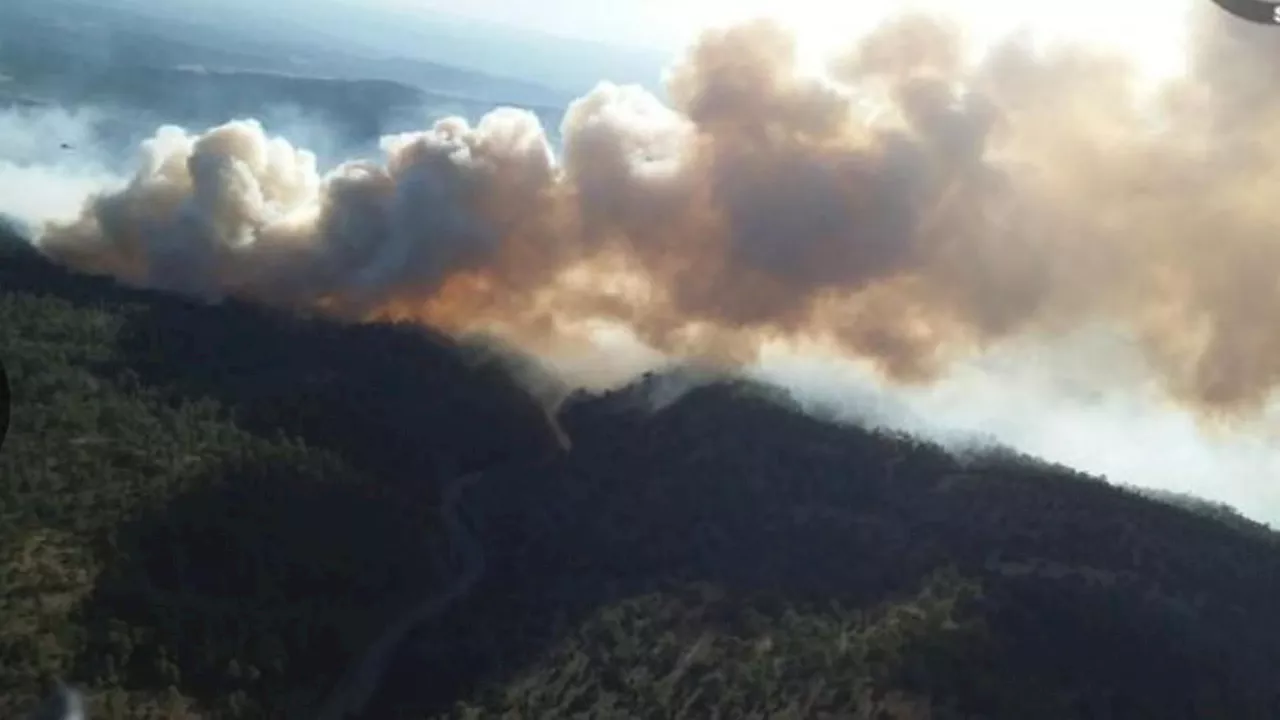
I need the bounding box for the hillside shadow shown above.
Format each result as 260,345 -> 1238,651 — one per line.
1,233 -> 561,489
363,384 -> 1280,719
69,452 -> 452,717
9,243 -> 1280,718
102,296 -> 562,488
0,228 -> 163,309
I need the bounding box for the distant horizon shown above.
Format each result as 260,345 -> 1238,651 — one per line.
87,0 -> 673,95
334,0 -> 690,55
354,0 -> 681,56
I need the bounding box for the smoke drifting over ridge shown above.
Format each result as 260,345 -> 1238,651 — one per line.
28,8 -> 1280,421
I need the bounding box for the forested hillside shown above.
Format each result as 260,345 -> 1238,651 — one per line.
3,222 -> 1279,719
0,224 -> 562,717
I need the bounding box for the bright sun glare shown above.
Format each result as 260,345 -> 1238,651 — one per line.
678,0 -> 1194,86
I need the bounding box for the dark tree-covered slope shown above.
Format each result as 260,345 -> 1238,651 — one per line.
0,224 -> 562,717
3,222 -> 1279,719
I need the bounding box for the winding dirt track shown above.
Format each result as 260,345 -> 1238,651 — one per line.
314,411 -> 572,720
21,410 -> 572,720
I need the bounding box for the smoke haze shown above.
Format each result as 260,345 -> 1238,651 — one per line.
8,6 -> 1280,523
0,107 -> 126,227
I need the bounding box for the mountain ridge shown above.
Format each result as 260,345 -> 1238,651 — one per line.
3,225 -> 1279,718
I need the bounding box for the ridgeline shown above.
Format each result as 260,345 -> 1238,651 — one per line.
2,221 -> 1278,719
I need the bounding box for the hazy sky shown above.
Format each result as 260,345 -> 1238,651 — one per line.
376,0 -> 715,50
390,0 -> 930,53
391,0 -> 1192,81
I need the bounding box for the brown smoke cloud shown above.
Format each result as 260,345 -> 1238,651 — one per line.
33,6 -> 1280,418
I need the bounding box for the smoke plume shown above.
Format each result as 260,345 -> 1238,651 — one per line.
27,7 -> 1280,425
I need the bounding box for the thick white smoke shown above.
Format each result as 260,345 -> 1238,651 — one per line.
7,7 -> 1280,524
760,329 -> 1280,523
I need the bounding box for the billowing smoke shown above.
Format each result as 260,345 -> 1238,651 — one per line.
24,10 -> 1280,426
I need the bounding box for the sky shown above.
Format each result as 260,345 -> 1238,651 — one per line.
20,0 -> 1280,526
394,0 -> 1196,83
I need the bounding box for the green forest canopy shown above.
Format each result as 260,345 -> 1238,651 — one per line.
2,224 -> 1279,719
